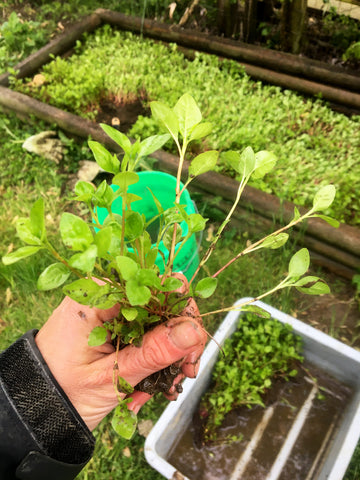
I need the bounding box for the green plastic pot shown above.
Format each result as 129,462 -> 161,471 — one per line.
97,171 -> 199,281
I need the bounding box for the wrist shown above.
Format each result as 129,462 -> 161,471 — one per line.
0,330 -> 95,462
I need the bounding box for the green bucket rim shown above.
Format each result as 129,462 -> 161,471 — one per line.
96,171 -> 199,278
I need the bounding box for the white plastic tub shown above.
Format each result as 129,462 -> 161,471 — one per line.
145,299 -> 360,480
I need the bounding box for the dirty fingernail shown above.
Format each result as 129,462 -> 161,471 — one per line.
193,358 -> 200,377
170,321 -> 201,350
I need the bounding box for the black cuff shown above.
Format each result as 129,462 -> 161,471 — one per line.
0,330 -> 95,478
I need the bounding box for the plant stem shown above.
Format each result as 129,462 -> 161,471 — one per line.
44,241 -> 84,279
112,334 -> 123,403
121,192 -> 127,255
166,140 -> 187,277
200,278 -> 289,317
189,175 -> 247,285
212,210 -> 312,279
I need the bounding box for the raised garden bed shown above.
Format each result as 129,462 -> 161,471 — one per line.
0,11 -> 359,279
145,299 -> 360,480
1,10 -> 359,110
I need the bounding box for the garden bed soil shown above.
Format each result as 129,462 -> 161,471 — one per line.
293,272 -> 360,349
94,94 -> 149,133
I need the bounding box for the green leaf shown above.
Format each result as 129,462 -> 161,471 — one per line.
74,181 -> 95,202
137,269 -> 161,289
112,171 -> 139,194
150,101 -> 178,141
124,211 -> 145,241
312,185 -> 336,211
292,206 -> 301,222
240,305 -> 271,318
222,150 -> 240,173
116,255 -> 139,281
63,278 -> 103,305
171,298 -> 188,315
296,281 -> 330,295
163,224 -> 183,250
94,226 -> 112,258
2,246 -> 42,265
261,233 -> 289,250
176,204 -> 189,223
88,140 -> 120,174
88,326 -> 108,346
188,150 -> 218,178
147,189 -> 164,216
100,123 -> 132,154
60,212 -> 93,251
292,275 -> 331,296
126,279 -> 151,306
189,122 -> 213,142
92,181 -> 116,209
30,198 -> 46,241
240,146 -> 256,176
126,193 -> 142,204
92,293 -> 119,310
188,213 -> 207,233
288,248 -> 310,277
121,307 -> 138,321
69,244 -> 98,273
252,151 -> 277,179
173,93 -> 202,140
16,218 -> 42,245
163,207 -> 183,226
222,148 -> 255,177
138,134 -> 171,157
111,403 -> 137,439
293,275 -> 322,286
145,247 -> 158,268
37,263 -> 71,290
92,180 -> 106,207
161,277 -> 183,292
117,376 -> 134,395
104,220 -> 123,257
313,214 -> 340,228
195,277 -> 218,298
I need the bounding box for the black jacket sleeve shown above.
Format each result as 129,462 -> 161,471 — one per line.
0,330 -> 95,480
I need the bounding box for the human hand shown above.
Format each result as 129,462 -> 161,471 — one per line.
22,130 -> 64,163
35,274 -> 206,431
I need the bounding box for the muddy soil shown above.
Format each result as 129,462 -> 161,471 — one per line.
95,94 -> 150,133
292,270 -> 360,349
167,362 -> 352,480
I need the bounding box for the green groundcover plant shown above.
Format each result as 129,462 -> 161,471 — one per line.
12,26 -> 360,226
200,313 -> 303,442
2,94 -> 338,439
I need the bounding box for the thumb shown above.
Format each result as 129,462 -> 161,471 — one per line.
113,318 -> 206,389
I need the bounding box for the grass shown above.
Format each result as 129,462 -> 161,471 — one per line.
0,110 -> 89,344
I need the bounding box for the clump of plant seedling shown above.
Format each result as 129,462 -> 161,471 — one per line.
199,313 -> 303,443
2,94 -> 339,439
